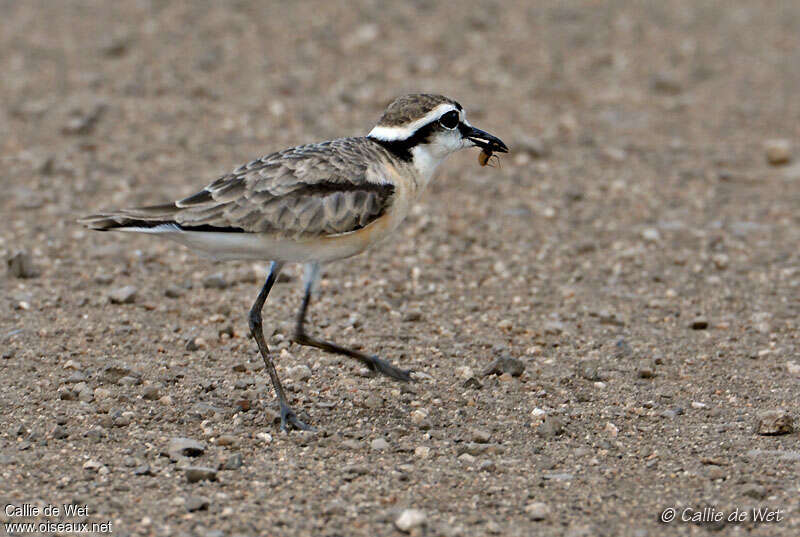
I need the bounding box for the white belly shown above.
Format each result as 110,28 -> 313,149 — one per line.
138,200 -> 409,263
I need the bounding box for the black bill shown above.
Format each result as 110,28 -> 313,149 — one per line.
460,124 -> 509,153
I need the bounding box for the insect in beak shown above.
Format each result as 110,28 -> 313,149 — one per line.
478,148 -> 501,167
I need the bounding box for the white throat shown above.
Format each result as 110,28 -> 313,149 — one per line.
410,144 -> 448,189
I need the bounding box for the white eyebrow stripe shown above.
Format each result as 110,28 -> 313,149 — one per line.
367,103 -> 457,141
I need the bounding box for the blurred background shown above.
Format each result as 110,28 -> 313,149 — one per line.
1,1 -> 799,536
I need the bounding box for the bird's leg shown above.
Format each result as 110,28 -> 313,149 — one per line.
292,262 -> 413,382
249,261 -> 313,432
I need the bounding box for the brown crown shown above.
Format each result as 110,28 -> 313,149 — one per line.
375,94 -> 462,127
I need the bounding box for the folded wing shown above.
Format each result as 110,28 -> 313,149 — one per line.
80,139 -> 395,238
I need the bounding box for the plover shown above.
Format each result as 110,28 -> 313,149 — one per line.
80,93 -> 508,431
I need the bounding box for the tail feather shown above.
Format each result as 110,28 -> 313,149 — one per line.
78,203 -> 180,231
79,203 -> 245,233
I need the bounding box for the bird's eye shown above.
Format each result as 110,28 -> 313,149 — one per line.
439,110 -> 459,129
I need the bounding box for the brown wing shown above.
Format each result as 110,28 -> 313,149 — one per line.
80,138 -> 395,237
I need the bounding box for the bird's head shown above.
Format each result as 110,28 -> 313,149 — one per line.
367,94 -> 508,179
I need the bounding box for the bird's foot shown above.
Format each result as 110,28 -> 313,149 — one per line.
279,403 -> 315,432
365,355 -> 414,382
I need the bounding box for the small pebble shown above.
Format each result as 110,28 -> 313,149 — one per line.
185,466 -> 218,483
7,251 -> 39,279
525,502 -> 551,521
641,228 -> 661,242
64,101 -> 107,135
764,139 -> 792,165
164,286 -> 184,298
742,484 -> 767,500
108,285 -> 137,304
364,394 -> 384,409
65,371 -> 87,383
100,32 -> 130,57
83,460 -> 103,472
637,362 -> 655,379
118,375 -> 141,386
113,414 -> 131,427
186,337 -> 207,351
661,407 -> 685,419
371,437 -> 389,451
101,363 -> 134,383
577,360 -> 601,381
395,509 -> 426,533
11,424 -> 27,437
165,437 -> 206,460
690,317 -> 709,330
755,410 -> 794,436
414,446 -> 431,459
711,253 -> 730,270
94,272 -> 114,285
403,311 -> 422,322
470,428 -> 491,443
482,355 -> 525,377
142,385 -> 161,400
456,366 -> 474,379
410,409 -> 429,424
203,273 -> 228,289
223,453 -> 243,470
543,320 -> 565,335
133,464 -> 152,476
185,496 -> 210,512
458,453 -> 476,464
462,377 -> 483,389
537,416 -> 565,438
478,460 -> 497,472
287,364 -> 312,382
216,435 -> 237,447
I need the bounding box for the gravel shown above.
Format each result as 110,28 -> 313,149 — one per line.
3,3 -> 799,536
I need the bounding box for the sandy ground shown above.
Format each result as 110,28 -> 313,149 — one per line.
1,1 -> 799,536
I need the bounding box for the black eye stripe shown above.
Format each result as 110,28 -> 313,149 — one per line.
439,110 -> 459,129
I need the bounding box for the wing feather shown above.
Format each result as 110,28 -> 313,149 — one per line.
83,138 -> 396,237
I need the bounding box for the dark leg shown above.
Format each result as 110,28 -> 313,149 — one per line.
249,261 -> 313,432
292,262 -> 413,382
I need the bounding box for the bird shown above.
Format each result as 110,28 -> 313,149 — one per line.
80,93 -> 508,431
